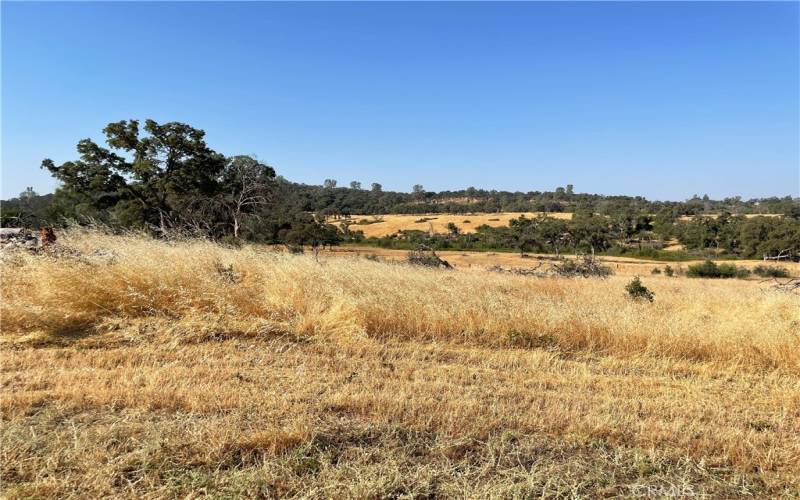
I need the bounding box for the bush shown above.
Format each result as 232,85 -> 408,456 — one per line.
407,246 -> 451,268
625,277 -> 654,302
651,267 -> 661,274
286,244 -> 304,254
753,265 -> 790,278
356,219 -> 383,225
219,235 -> 243,248
552,256 -> 612,278
687,260 -> 749,279
664,265 -> 674,277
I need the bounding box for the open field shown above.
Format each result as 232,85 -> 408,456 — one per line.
326,245 -> 800,278
334,212 -> 785,239
2,230 -> 800,497
333,212 -> 573,238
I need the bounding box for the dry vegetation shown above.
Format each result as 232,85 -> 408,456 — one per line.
335,212 -> 783,239
326,245 -> 800,279
2,230 -> 800,497
333,212 -> 573,238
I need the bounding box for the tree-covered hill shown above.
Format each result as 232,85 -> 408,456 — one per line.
2,119 -> 798,260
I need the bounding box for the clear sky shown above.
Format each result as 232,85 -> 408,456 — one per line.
2,1 -> 798,200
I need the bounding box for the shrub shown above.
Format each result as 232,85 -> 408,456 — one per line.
625,277 -> 654,302
753,265 -> 790,278
664,265 -> 674,277
407,246 -> 451,268
651,267 -> 661,275
219,235 -> 243,248
552,256 -> 612,278
687,260 -> 749,279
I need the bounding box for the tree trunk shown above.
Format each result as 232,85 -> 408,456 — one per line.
159,211 -> 167,236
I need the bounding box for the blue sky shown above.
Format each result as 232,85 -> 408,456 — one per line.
2,1 -> 798,200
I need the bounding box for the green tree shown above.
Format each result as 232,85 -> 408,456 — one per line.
446,222 -> 460,236
42,119 -> 226,232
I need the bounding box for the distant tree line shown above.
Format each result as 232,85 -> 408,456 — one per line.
2,119 -> 798,260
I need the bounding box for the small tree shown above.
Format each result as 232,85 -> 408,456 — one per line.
625,277 -> 655,302
19,187 -> 38,200
323,179 -> 337,189
218,155 -> 275,239
349,181 -> 362,190
371,183 -> 382,193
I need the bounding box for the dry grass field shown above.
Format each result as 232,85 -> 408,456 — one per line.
2,230 -> 800,497
333,212 -> 573,238
336,212 -> 783,239
326,245 -> 800,279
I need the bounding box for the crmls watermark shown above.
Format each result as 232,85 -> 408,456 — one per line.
626,484 -> 704,498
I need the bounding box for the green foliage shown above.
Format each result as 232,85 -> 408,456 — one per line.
625,277 -> 654,302
9,118 -> 797,261
686,260 -> 750,279
663,265 -> 674,277
283,217 -> 341,249
752,265 -> 790,278
42,119 -> 227,230
676,214 -> 800,261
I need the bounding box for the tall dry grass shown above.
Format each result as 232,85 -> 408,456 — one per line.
2,229 -> 799,373
3,229 -> 800,497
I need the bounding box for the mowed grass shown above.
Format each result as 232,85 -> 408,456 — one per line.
2,230 -> 799,497
333,212 -> 573,238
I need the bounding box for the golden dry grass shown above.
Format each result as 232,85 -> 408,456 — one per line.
334,212 -> 573,238
325,245 -> 800,279
2,230 -> 799,497
338,211 -> 784,239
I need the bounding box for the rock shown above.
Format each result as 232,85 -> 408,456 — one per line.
0,228 -> 23,239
